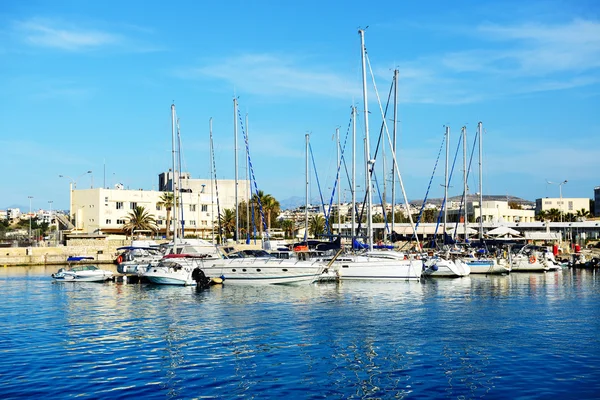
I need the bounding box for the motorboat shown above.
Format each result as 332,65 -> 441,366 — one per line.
52,256 -> 114,282
198,250 -> 328,285
458,258 -> 511,274
142,253 -> 216,286
115,246 -> 164,275
327,250 -> 423,281
511,245 -> 560,272
422,254 -> 470,277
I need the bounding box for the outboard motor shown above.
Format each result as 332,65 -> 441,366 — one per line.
192,267 -> 211,288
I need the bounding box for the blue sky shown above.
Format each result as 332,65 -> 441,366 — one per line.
1,0 -> 599,211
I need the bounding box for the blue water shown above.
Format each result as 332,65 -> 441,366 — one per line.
1,266 -> 599,399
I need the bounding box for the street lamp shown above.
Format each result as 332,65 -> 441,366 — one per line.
48,200 -> 53,245
547,179 -> 568,243
547,179 -> 568,215
28,196 -> 33,241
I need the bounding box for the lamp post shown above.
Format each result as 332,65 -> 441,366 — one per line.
28,196 -> 33,241
547,179 -> 568,242
48,200 -> 53,245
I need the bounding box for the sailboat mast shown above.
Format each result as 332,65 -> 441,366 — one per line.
209,118 -> 215,244
336,127 -> 341,235
305,133 -> 309,240
359,29 -> 373,251
444,126 -> 449,243
478,121 -> 483,241
391,69 -> 398,242
171,103 -> 178,249
246,113 -> 250,241
462,125 -> 468,242
351,106 -> 356,241
233,97 -> 239,243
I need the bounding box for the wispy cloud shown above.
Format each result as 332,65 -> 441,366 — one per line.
176,53 -> 360,99
409,18 -> 600,102
10,18 -> 163,53
14,18 -> 120,51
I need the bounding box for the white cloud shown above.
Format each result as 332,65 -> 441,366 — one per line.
14,18 -> 120,51
177,53 -> 360,99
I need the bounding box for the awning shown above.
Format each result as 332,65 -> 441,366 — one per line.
524,232 -> 561,241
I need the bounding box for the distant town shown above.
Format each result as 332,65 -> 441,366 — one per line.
1,171 -> 599,249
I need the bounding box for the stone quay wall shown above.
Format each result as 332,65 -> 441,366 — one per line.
0,238 -> 132,267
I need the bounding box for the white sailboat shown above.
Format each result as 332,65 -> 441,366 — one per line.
422,127 -> 469,278
333,29 -> 422,282
143,104 -> 206,286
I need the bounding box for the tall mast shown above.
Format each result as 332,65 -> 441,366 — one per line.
336,127 -> 341,235
359,29 -> 373,251
171,103 -> 178,248
478,121 -> 483,241
444,126 -> 449,244
305,133 -> 310,240
233,97 -> 239,243
246,113 -> 250,242
462,125 -> 468,242
351,105 -> 356,241
209,118 -> 214,244
391,69 -> 398,242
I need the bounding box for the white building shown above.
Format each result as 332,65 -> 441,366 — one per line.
70,174 -> 249,237
594,187 -> 600,217
535,197 -> 590,215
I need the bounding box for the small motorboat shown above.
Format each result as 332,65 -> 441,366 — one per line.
52,256 -> 114,282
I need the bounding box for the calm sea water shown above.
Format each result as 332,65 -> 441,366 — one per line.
0,266 -> 599,399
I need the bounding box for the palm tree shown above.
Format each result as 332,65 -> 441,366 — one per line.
576,208 -> 590,221
157,192 -> 174,239
536,210 -> 548,222
547,208 -> 561,222
262,194 -> 280,231
564,212 -> 576,222
280,219 -> 294,239
373,214 -> 385,223
219,208 -> 236,239
308,215 -> 325,237
123,206 -> 157,236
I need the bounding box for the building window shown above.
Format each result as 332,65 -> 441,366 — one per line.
106,219 -> 111,224
116,219 -> 126,224
544,201 -> 551,205
158,220 -> 163,225
201,205 -> 208,212
568,201 -> 573,211
130,202 -> 137,209
156,205 -> 161,211
202,220 -> 208,226
105,197 -> 109,202
189,220 -> 196,226
116,202 -> 123,210
190,204 -> 196,212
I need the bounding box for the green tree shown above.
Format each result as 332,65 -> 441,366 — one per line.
123,206 -> 158,236
157,192 -> 174,239
547,208 -> 561,222
262,194 -> 280,231
373,214 -> 384,223
280,219 -> 294,239
576,208 -> 590,220
536,210 -> 548,221
219,208 -> 236,239
308,215 -> 325,237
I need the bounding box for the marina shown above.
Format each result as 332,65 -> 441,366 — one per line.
1,266 -> 599,398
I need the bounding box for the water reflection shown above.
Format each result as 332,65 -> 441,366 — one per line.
0,267 -> 599,398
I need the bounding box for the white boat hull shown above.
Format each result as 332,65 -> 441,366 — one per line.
423,258 -> 470,277
199,258 -> 326,285
333,254 -> 422,281
52,269 -> 114,282
460,259 -> 510,274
